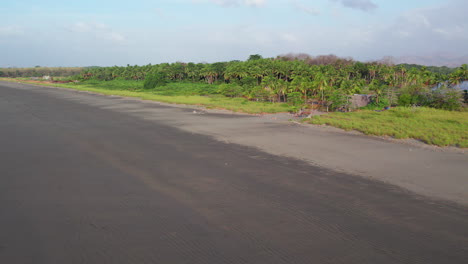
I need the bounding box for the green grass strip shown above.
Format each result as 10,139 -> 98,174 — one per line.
308,107 -> 468,147
0,78 -> 293,114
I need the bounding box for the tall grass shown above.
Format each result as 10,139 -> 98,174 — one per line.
308,107 -> 468,147
151,82 -> 219,96
69,79 -> 144,90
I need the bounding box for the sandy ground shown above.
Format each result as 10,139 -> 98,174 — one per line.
4,81 -> 468,205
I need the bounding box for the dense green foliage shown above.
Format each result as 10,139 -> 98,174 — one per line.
398,64 -> 457,75
143,72 -> 167,89
2,54 -> 466,147
151,82 -> 219,96
0,67 -> 83,78
309,107 -> 468,147
4,79 -> 292,114
74,55 -> 467,111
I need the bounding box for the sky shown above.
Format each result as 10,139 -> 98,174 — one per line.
1,0 -> 467,67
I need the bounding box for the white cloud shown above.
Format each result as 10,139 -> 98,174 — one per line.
69,22 -> 91,33
4,0 -> 468,67
395,30 -> 410,38
393,2 -> 467,41
0,26 -> 25,37
67,22 -> 126,43
244,0 -> 266,7
108,32 -> 126,42
155,8 -> 166,17
210,0 -> 238,7
401,13 -> 430,28
280,33 -> 299,43
364,0 -> 468,57
193,0 -> 267,7
290,0 -> 320,16
331,0 -> 377,12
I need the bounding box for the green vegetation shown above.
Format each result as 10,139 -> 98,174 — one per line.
143,72 -> 167,90
151,82 -> 219,96
308,107 -> 468,147
1,78 -> 291,114
0,67 -> 83,78
398,63 -> 457,75
67,79 -> 143,90
2,54 -> 467,147
69,54 -> 467,112
5,55 -> 465,112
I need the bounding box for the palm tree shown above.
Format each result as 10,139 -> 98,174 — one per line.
261,75 -> 278,102
313,71 -> 329,103
291,74 -> 312,103
369,79 -> 384,104
450,64 -> 468,87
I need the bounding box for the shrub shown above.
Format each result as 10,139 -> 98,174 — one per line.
431,88 -> 463,111
397,93 -> 429,106
245,86 -> 271,101
287,92 -> 303,106
361,97 -> 389,110
217,83 -> 244,97
398,93 -> 413,106
144,72 -> 167,89
238,76 -> 257,87
397,85 -> 432,107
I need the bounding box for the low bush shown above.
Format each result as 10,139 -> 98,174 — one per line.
144,72 -> 167,89
217,83 -> 244,97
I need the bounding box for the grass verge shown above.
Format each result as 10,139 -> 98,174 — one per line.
0,78 -> 293,114
307,107 -> 468,147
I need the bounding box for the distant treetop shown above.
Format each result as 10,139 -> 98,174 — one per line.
247,54 -> 263,61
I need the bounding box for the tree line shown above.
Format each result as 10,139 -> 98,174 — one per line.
0,67 -> 84,78
3,54 -> 466,111
76,54 -> 467,111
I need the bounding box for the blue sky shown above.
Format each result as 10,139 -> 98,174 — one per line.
1,0 -> 466,67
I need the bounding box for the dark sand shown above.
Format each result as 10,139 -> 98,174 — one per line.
1,81 -> 467,264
